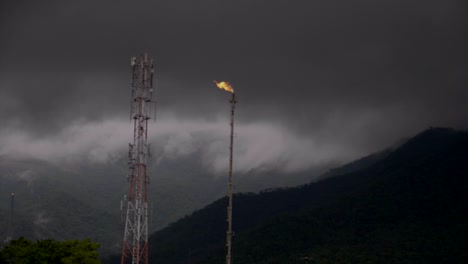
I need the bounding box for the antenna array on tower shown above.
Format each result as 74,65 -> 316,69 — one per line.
121,53 -> 154,264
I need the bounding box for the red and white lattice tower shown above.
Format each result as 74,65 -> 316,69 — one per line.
121,53 -> 154,264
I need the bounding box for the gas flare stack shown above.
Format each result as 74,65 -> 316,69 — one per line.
121,53 -> 155,264
214,80 -> 237,264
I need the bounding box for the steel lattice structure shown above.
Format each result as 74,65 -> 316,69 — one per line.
121,53 -> 154,264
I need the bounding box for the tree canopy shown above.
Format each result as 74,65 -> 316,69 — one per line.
0,237 -> 100,264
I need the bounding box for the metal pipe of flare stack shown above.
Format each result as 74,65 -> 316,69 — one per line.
226,93 -> 236,264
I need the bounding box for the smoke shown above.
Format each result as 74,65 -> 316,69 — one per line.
0,118 -> 358,174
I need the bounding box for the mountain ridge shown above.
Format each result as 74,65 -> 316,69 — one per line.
141,127 -> 468,263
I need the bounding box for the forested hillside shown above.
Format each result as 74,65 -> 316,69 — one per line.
142,128 -> 468,263
0,148 -> 325,257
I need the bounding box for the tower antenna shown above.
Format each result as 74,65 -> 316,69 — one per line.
4,193 -> 14,244
121,53 -> 154,264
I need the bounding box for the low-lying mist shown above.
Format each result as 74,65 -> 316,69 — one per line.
0,117 -> 357,174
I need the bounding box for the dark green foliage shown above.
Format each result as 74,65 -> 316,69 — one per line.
0,237 -> 100,264
144,128 -> 468,264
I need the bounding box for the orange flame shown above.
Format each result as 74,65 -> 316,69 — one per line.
213,80 -> 234,93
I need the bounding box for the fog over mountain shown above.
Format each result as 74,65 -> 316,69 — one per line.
0,118 -> 354,174
1,0 -> 467,175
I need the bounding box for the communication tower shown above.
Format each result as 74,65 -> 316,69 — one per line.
121,53 -> 154,264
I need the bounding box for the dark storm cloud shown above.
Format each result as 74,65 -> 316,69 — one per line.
0,0 -> 467,157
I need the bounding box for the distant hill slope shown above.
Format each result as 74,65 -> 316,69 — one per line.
0,159 -> 122,253
141,127 -> 468,264
0,148 -> 328,258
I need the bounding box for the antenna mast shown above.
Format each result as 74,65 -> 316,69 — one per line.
4,193 -> 14,244
121,53 -> 154,264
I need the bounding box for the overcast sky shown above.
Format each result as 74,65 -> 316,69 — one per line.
0,0 -> 467,173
